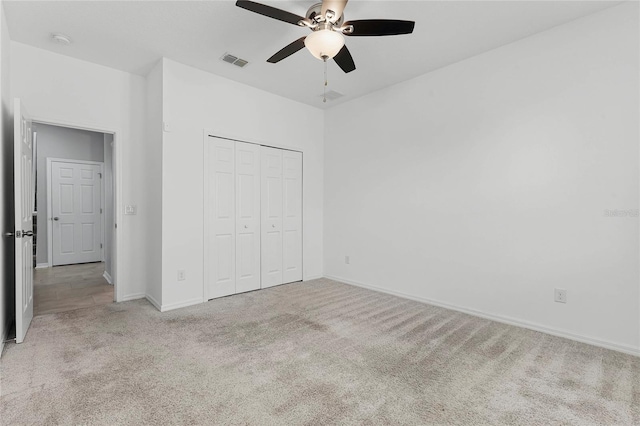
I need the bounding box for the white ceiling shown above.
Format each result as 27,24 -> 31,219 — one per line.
4,0 -> 623,108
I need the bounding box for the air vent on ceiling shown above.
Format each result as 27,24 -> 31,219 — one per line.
221,53 -> 249,68
320,90 -> 344,101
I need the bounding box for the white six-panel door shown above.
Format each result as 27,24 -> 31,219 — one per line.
50,161 -> 103,266
235,142 -> 261,293
282,150 -> 303,284
260,147 -> 284,288
206,138 -> 236,299
205,137 -> 302,299
14,99 -> 34,344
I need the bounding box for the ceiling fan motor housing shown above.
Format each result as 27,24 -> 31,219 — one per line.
306,2 -> 344,27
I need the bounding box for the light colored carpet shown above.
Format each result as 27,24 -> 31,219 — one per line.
1,279 -> 638,425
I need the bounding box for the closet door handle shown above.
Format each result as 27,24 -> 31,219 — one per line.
53,217 -> 59,221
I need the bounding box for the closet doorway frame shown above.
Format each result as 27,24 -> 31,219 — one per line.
202,130 -> 304,302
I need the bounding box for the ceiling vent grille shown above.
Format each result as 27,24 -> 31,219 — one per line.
221,53 -> 249,68
321,90 -> 344,101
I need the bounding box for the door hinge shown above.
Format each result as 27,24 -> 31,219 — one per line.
100,208 -> 103,214
100,243 -> 103,249
98,172 -> 102,178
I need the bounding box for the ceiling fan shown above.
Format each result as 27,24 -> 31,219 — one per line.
235,0 -> 415,73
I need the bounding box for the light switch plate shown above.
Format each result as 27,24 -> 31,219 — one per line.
124,205 -> 137,215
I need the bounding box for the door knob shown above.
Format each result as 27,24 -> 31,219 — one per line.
22,231 -> 34,237
272,224 -> 275,228
53,217 -> 59,221
244,225 -> 248,229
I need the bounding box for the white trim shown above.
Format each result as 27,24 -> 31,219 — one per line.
35,263 -> 49,269
120,293 -> 146,302
202,131 -> 210,302
45,157 -> 104,166
160,297 -> 204,312
46,158 -> 104,269
103,271 -> 113,285
32,116 -> 115,135
146,294 -> 162,311
204,128 -> 302,154
325,275 -> 640,357
304,275 -> 324,281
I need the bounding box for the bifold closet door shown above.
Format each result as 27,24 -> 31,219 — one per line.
261,147 -> 303,288
206,138 -> 236,299
282,150 -> 303,284
206,139 -> 302,299
235,142 -> 261,293
261,147 -> 284,288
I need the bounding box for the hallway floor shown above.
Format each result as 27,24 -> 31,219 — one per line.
34,262 -> 113,316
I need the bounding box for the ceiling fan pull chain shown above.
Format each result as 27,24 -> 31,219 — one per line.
323,56 -> 328,103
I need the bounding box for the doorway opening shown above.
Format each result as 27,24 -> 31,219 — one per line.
31,123 -> 115,316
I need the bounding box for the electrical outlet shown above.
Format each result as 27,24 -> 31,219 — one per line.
345,256 -> 350,265
554,288 -> 567,303
177,270 -> 186,281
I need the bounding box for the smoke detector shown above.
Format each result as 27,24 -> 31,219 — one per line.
221,53 -> 249,68
51,33 -> 72,45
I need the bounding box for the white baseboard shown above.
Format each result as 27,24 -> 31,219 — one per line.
324,275 -> 640,357
120,293 -> 145,302
145,294 -> 162,311
103,271 -> 113,285
160,297 -> 204,312
304,275 -> 324,281
35,263 -> 49,269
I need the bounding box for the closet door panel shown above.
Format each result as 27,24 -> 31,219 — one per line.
282,151 -> 303,284
207,138 -> 236,299
261,147 -> 283,288
235,142 -> 261,293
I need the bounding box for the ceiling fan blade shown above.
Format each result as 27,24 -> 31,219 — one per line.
236,1 -> 305,26
333,45 -> 355,73
344,19 -> 415,36
267,37 -> 307,63
321,0 -> 348,22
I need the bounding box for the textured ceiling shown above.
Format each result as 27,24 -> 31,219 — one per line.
4,0 -> 624,108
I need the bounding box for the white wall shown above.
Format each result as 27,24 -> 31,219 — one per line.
34,123 -> 105,265
324,3 -> 639,354
0,2 -> 13,353
103,133 -> 114,281
144,60 -> 163,308
11,42 -> 152,301
161,58 -> 324,311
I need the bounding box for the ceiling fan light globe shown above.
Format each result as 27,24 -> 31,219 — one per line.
304,29 -> 345,60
